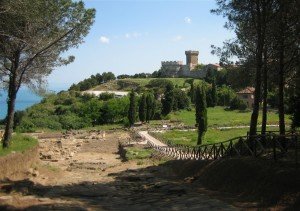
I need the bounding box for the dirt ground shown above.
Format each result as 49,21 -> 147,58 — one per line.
0,130 -> 237,210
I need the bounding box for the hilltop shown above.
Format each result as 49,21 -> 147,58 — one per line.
90,78 -> 202,92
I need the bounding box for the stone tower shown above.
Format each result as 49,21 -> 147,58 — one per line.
185,50 -> 199,70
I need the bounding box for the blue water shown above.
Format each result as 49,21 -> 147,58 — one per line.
0,86 -> 66,119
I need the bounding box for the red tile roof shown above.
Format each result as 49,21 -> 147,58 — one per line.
237,87 -> 255,94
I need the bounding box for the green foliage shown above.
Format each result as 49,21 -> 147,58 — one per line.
145,92 -> 155,122
173,88 -> 190,111
229,97 -> 247,111
98,92 -> 115,101
128,90 -> 136,126
16,91 -> 130,131
211,78 -> 217,107
59,113 -> 89,130
194,85 -> 208,145
217,85 -> 237,106
161,83 -> 174,116
125,147 -> 154,160
0,134 -> 38,157
69,72 -> 115,91
138,94 -> 146,122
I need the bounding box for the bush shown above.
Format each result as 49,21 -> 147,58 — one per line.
229,97 -> 247,110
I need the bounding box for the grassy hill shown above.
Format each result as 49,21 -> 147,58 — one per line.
91,78 -> 203,91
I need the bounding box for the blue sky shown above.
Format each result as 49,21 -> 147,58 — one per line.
47,0 -> 234,90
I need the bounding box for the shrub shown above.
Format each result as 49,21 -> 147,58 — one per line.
230,97 -> 247,111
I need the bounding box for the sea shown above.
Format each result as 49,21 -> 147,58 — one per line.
0,86 -> 66,120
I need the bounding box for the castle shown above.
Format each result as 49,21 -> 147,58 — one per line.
160,50 -> 221,78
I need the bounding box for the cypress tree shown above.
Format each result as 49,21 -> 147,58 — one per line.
211,77 -> 217,107
195,85 -> 208,145
138,94 -> 146,123
162,83 -> 174,116
189,80 -> 195,103
146,93 -> 155,122
128,90 -> 136,126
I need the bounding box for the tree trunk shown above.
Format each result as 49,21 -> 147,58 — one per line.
261,48 -> 268,135
249,1 -> 265,139
278,1 -> 285,136
3,75 -> 17,148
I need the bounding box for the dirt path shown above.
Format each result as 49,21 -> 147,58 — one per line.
0,130 -> 237,210
138,131 -> 167,147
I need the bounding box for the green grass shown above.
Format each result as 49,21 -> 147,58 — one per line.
170,107 -> 291,127
0,134 -> 38,157
152,126 -> 281,146
125,147 -> 154,160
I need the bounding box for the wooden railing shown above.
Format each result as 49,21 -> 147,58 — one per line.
146,132 -> 299,163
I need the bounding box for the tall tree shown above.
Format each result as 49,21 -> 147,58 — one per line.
161,83 -> 174,116
0,0 -> 95,147
138,94 -> 146,123
211,77 -> 217,107
145,92 -> 154,122
128,90 -> 136,126
212,0 -> 273,137
195,85 -> 207,145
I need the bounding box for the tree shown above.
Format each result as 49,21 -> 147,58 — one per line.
195,85 -> 207,145
212,0 -> 272,138
211,78 -> 217,107
145,92 -> 154,122
161,83 -> 174,116
173,88 -> 190,110
0,0 -> 95,147
138,94 -> 146,122
102,72 -> 116,82
128,90 -> 136,126
291,68 -> 300,132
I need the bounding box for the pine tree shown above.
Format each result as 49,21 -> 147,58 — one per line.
195,85 -> 207,145
138,94 -> 146,123
128,90 -> 136,126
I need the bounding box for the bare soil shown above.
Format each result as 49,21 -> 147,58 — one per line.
0,130 -> 237,210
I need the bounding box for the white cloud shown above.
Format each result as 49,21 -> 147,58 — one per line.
172,35 -> 183,42
100,36 -> 110,44
184,17 -> 192,24
125,32 -> 142,39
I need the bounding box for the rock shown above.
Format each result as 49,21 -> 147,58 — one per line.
57,140 -> 63,148
32,170 -> 39,177
70,152 -> 75,157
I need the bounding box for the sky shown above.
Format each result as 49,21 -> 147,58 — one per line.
47,0 -> 234,90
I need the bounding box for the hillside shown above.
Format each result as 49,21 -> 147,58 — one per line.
90,78 -> 204,91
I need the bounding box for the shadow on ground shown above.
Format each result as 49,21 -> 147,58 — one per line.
0,160 -> 236,211
0,158 -> 299,210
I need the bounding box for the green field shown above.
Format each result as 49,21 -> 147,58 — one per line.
152,126 -> 281,146
170,107 -> 291,127
0,134 -> 38,157
125,147 -> 154,160
92,78 -> 203,91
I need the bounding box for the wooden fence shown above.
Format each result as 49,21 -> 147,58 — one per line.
146,132 -> 299,163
